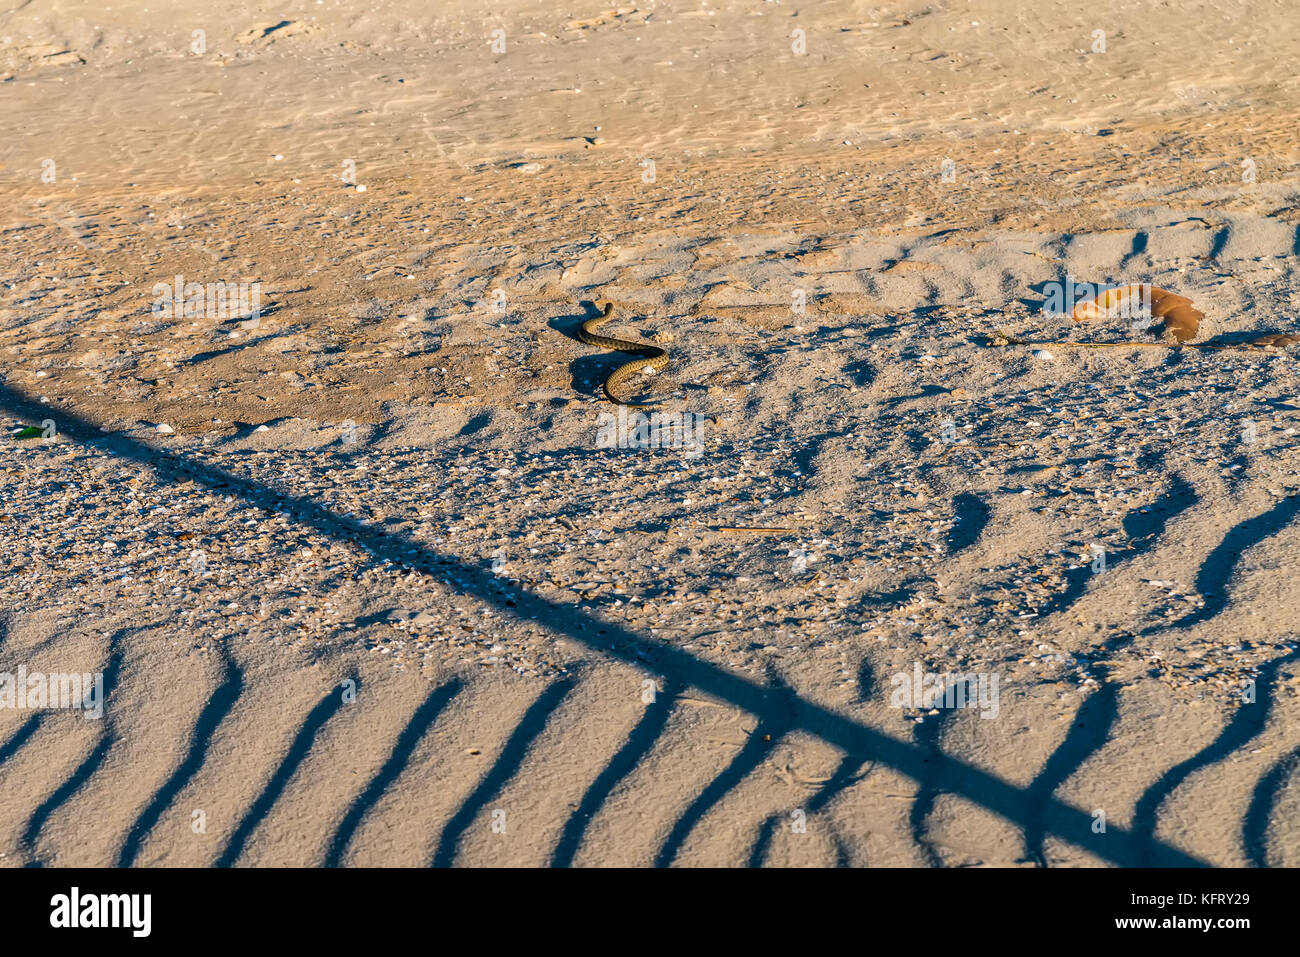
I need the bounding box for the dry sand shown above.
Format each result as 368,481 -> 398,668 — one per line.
1,0 -> 1299,866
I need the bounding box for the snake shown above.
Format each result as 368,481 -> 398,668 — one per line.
576,301 -> 670,406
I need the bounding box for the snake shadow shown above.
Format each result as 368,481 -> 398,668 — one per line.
550,300 -> 623,399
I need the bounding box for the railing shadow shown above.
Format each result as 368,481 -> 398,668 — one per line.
1129,650 -> 1299,866
215,678 -> 357,867
0,383 -> 1208,867
655,665 -> 798,867
431,676 -> 576,867
119,645 -> 244,867
1244,745 -> 1300,867
325,678 -> 463,868
551,679 -> 681,868
20,631 -> 126,867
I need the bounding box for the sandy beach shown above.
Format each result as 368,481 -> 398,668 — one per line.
1,0 -> 1299,868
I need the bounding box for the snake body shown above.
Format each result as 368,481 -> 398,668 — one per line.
577,301 -> 670,405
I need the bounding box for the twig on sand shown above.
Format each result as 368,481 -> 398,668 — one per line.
986,329 -> 1291,353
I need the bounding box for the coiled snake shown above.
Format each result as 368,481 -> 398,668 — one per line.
577,301 -> 670,406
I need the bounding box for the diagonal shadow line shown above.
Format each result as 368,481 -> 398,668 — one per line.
748,657 -> 877,868
23,737 -> 113,868
909,709 -> 957,868
0,618 -> 60,770
432,677 -> 576,867
0,605 -> 39,767
655,667 -> 798,867
1243,745 -> 1300,868
747,815 -> 780,867
118,646 -> 244,867
551,680 -> 680,868
747,754 -> 871,868
0,384 -> 1208,867
21,632 -> 126,867
1131,649 -> 1300,866
0,714 -> 44,767
1177,494 -> 1300,629
1021,682 -> 1120,867
1209,226 -> 1230,260
832,832 -> 855,867
215,679 -> 354,868
1037,475 -> 1197,619
806,758 -> 872,816
324,678 -> 463,868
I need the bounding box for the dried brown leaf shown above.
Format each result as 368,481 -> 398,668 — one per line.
1071,283 -> 1202,342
